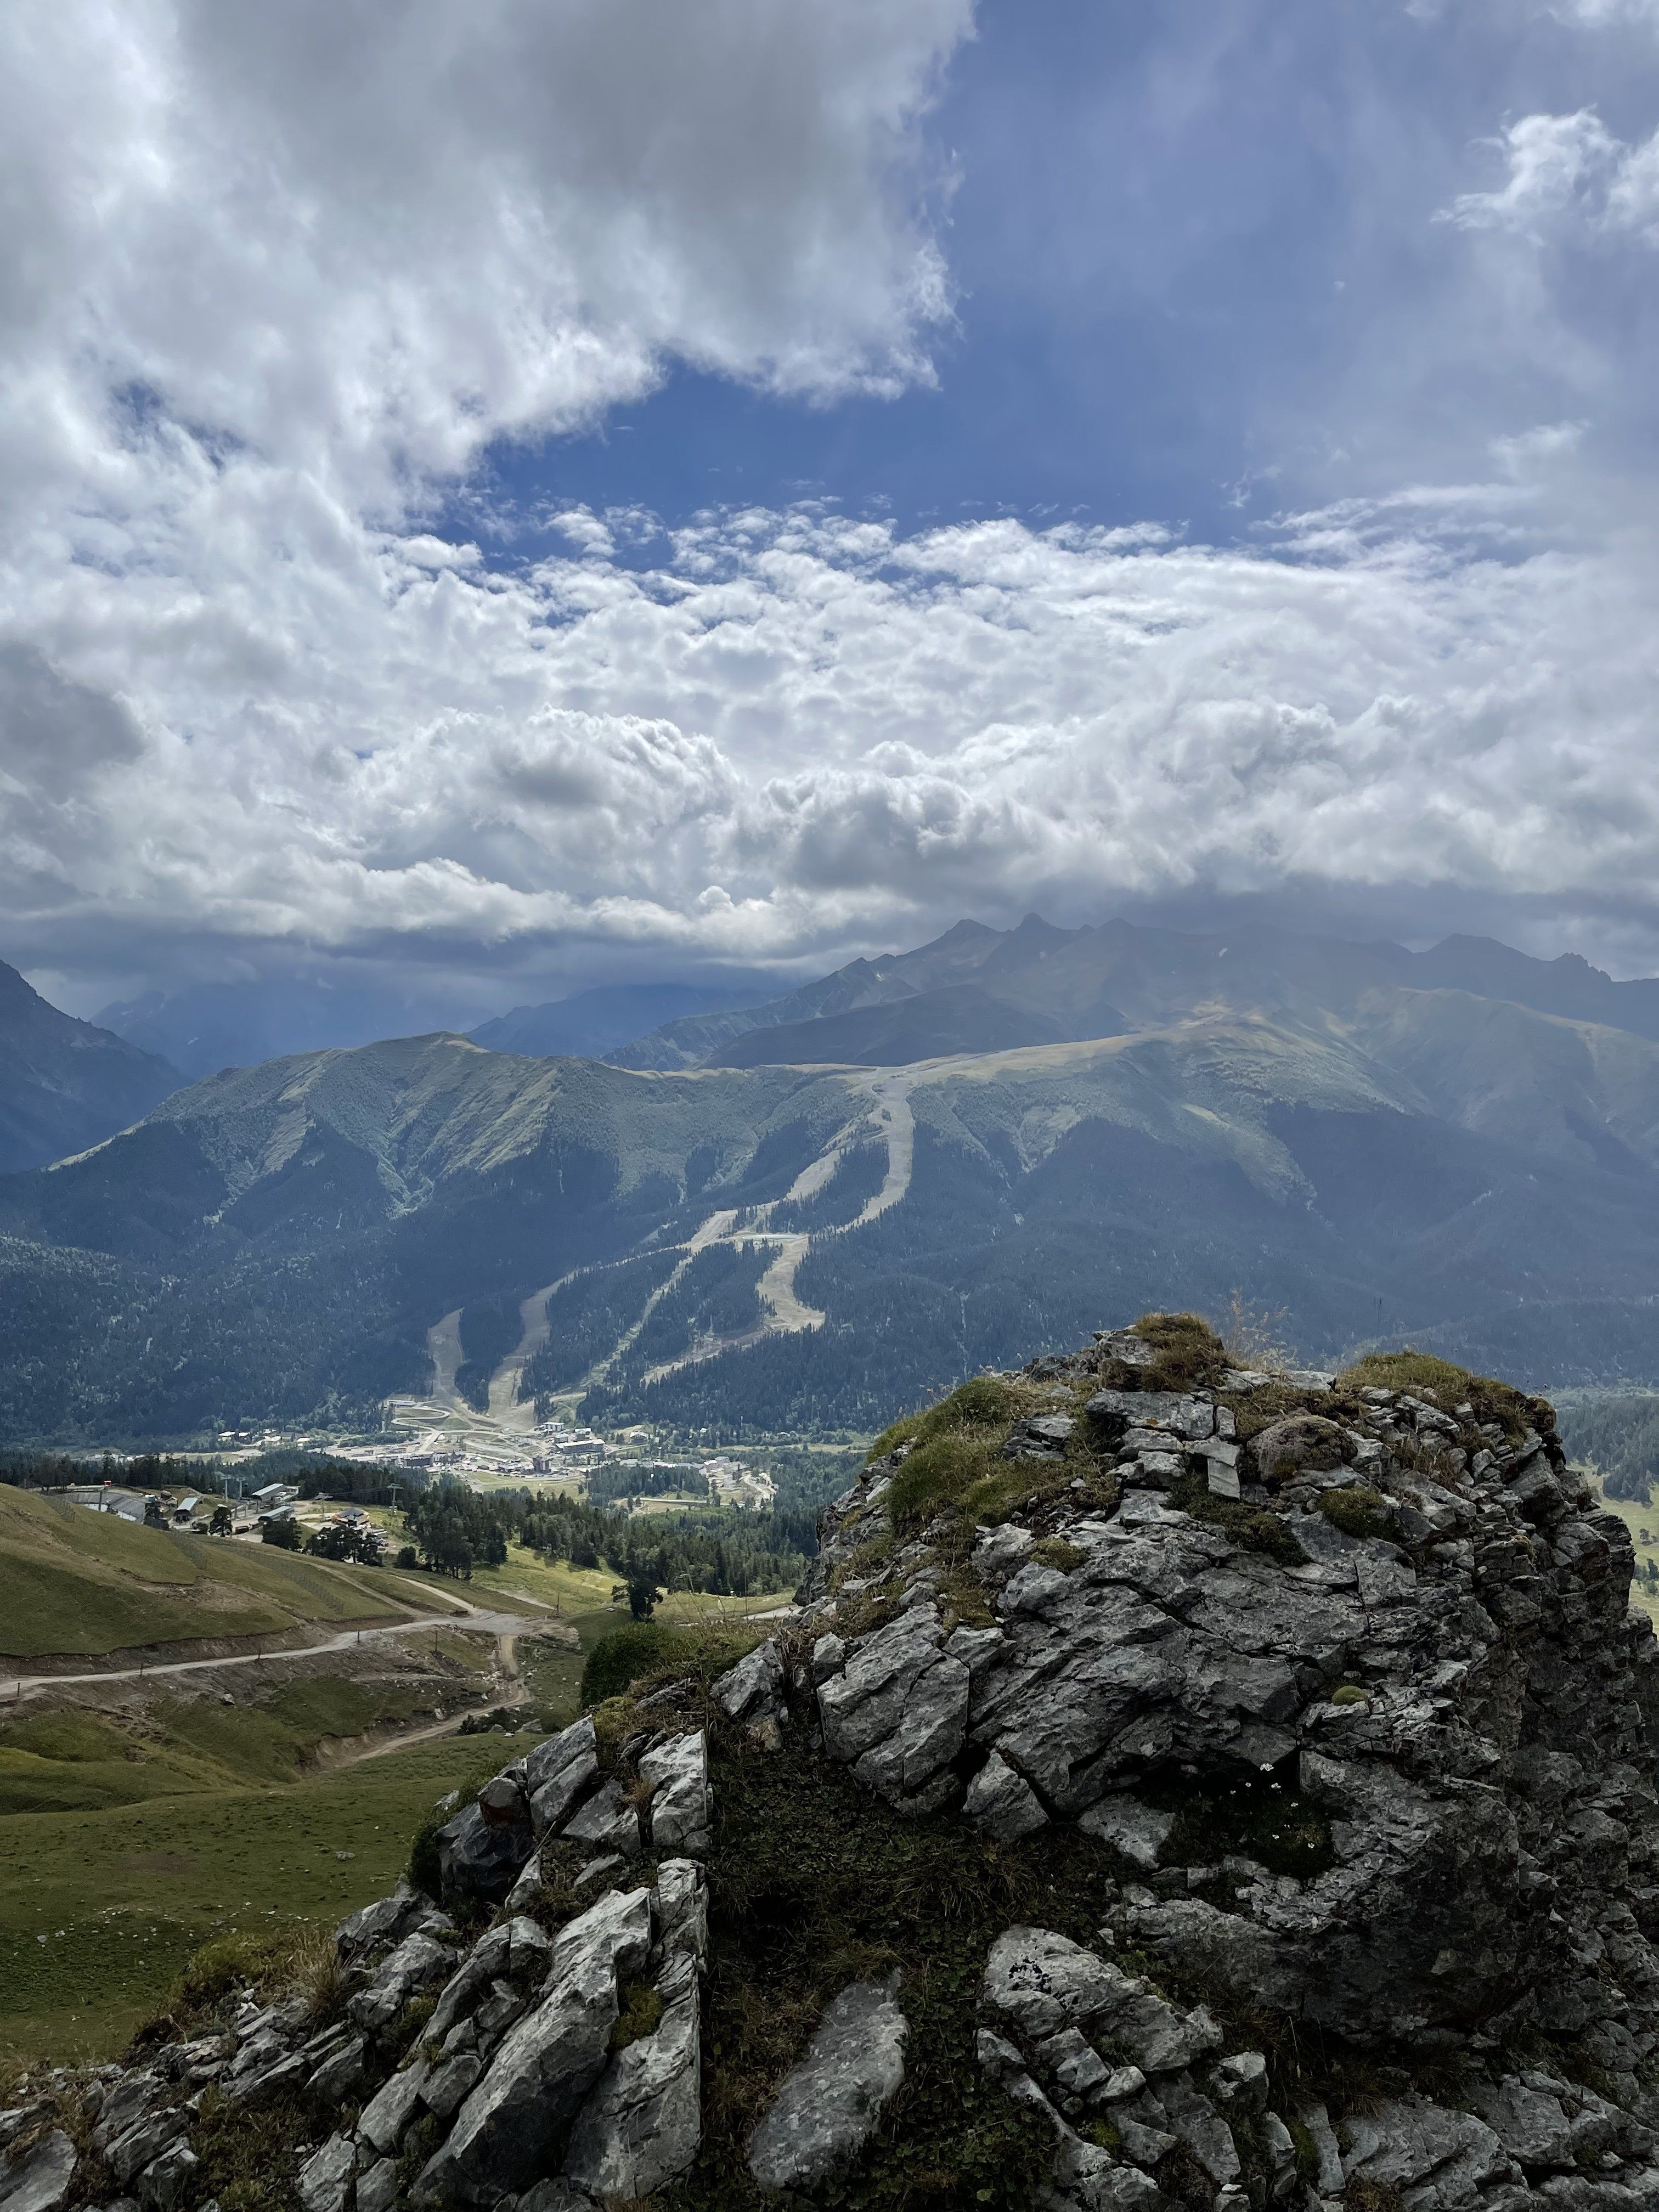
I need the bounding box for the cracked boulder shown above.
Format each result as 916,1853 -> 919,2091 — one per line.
747,1973 -> 909,2196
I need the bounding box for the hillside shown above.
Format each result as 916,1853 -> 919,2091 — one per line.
0,1486 -> 416,1657
16,1326 -> 1659,2211
0,959 -> 180,1173
5,920 -> 1659,1441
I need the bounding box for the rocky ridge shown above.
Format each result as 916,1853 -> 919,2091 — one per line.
6,1317 -> 1659,2212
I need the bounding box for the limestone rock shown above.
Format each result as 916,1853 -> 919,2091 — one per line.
966,1751 -> 1048,1839
983,1928 -> 1221,2074
817,1604 -> 969,1814
1076,1793 -> 1175,1869
0,2129 -> 77,2212
560,1778 -> 641,1859
295,2136 -> 354,2212
418,1887 -> 653,2206
639,1730 -> 712,1854
564,1951 -> 701,2198
1341,2093 -> 1511,2209
711,1640 -> 786,1725
348,1930 -> 458,2036
436,1800 -> 534,1912
747,1973 -> 908,2195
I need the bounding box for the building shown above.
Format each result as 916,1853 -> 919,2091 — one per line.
250,1482 -> 300,1509
700,1456 -> 778,1509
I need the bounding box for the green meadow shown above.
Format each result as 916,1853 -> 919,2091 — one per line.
0,1733 -> 537,2064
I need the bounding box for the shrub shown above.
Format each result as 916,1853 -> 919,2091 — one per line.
580,1621 -> 695,1706
1329,1683 -> 1368,1706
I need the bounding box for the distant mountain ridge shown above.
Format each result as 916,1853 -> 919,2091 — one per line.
0,960 -> 180,1173
9,909 -> 1659,1445
469,977 -> 775,1060
608,915 -> 1659,1069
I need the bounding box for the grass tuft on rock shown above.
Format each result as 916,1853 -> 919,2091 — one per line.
1320,1486 -> 1393,1541
1169,1472 -> 1309,1565
1334,1351 -> 1545,1441
1124,1312 -> 1231,1393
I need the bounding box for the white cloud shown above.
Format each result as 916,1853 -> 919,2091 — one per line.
9,496 -> 1659,985
0,0 -> 968,530
1440,106 -> 1659,241
1440,110 -> 1622,235
8,2 -> 1659,997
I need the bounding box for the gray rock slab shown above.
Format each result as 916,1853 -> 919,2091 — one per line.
966,1751 -> 1049,1839
525,1717 -> 596,1793
134,2142 -> 197,2212
747,1973 -> 908,2195
712,1640 -> 785,1723
564,1955 -> 701,2199
640,1730 -> 712,1854
0,2128 -> 77,2212
437,1802 -> 534,1911
357,2058 -> 430,2156
295,2135 -> 354,2212
560,1778 -> 641,1858
1076,1794 -> 1175,1870
655,1858 -> 709,1966
984,1927 -> 1221,2074
419,1887 -> 652,2207
529,1751 -> 597,1836
348,1929 -> 458,2035
1342,2094 -> 1509,2210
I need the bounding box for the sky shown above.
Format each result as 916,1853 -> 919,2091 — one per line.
4,0 -> 1659,1035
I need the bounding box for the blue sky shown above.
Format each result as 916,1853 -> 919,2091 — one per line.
499,0 -> 1659,537
3,0 -> 1659,1035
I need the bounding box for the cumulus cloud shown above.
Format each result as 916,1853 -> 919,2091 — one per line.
1440,107 -> 1659,240
0,0 -> 967,531
9,497 -> 1659,988
8,0 -> 1659,1003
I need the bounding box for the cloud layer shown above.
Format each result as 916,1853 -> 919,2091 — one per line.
5,0 -> 1659,1006
8,489 -> 1659,991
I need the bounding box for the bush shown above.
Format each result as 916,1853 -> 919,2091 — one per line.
580,1621 -> 695,1707
261,1516 -> 301,1550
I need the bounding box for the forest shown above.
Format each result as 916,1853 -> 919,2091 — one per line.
400,1477 -> 817,1595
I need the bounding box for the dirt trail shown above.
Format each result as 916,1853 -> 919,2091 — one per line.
0,1607 -> 549,1702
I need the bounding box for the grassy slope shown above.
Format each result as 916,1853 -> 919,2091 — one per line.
0,1675 -> 460,1818
0,1734 -> 533,2063
0,1486 -> 413,1657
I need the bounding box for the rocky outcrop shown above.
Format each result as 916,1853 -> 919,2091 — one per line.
792,1325 -> 1659,2209
18,1323 -> 1659,2212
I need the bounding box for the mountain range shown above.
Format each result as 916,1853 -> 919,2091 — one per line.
0,962 -> 181,1176
4,913 -> 1659,1446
